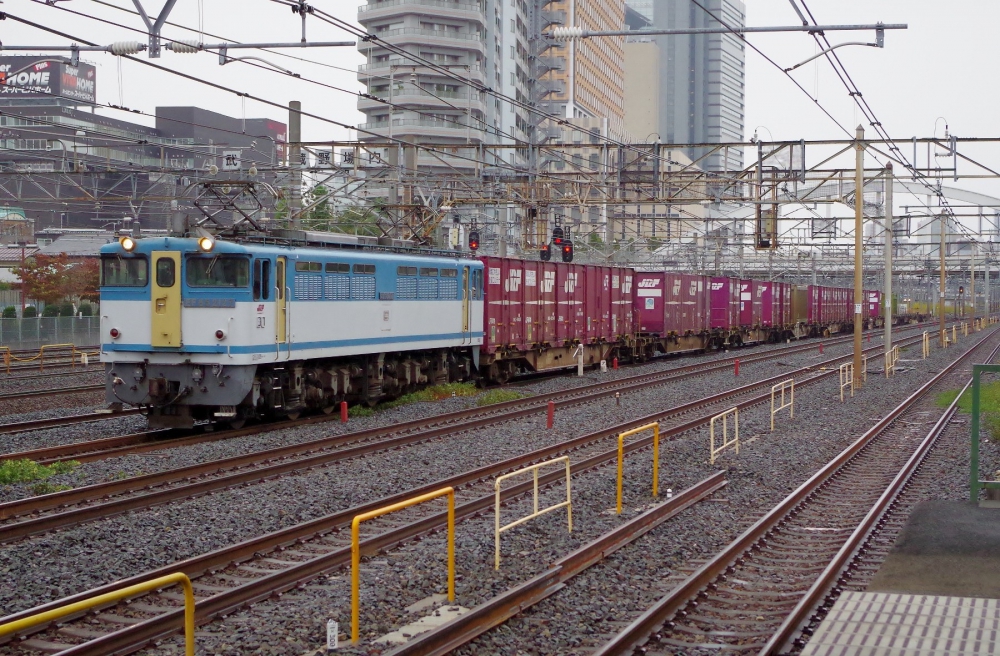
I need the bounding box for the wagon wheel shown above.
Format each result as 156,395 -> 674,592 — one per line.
286,411 -> 301,421
321,405 -> 335,415
228,418 -> 247,430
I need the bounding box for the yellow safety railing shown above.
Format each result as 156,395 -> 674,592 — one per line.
964,322 -> 969,337
862,353 -> 868,382
884,349 -> 896,378
770,379 -> 794,432
709,407 -> 739,465
616,423 -> 661,514
494,457 -> 572,569
953,325 -> 958,344
839,362 -> 854,401
922,331 -> 930,359
0,573 -> 195,655
351,487 -> 454,643
0,344 -> 97,373
942,328 -> 950,347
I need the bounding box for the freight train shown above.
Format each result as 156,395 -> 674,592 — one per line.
99,234 -> 883,428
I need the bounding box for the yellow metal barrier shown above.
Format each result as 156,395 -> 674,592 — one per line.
922,331 -> 930,359
351,487 -> 454,643
38,344 -> 76,371
953,325 -> 958,344
494,457 -> 572,568
839,362 -> 854,401
862,353 -> 868,382
616,423 -> 661,514
0,573 -> 195,655
964,322 -> 969,337
770,379 -> 794,432
709,407 -> 739,465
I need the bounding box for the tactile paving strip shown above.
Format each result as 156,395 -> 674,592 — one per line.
801,591 -> 1000,656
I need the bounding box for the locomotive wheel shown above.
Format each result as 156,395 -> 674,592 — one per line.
322,405 -> 335,415
228,418 -> 246,430
287,411 -> 301,421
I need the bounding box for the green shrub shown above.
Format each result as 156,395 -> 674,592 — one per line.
0,458 -> 80,486
1,306 -> 16,319
22,305 -> 37,318
475,389 -> 524,406
78,303 -> 93,317
41,304 -> 60,317
59,301 -> 75,317
347,404 -> 375,418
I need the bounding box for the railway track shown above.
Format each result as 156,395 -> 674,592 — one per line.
0,384 -> 103,402
0,330 -> 927,542
0,329 -> 941,654
0,322 -> 933,462
580,328 -> 1000,656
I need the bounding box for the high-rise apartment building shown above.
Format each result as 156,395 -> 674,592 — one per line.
626,0 -> 654,22
650,0 -> 745,172
355,0 -> 533,160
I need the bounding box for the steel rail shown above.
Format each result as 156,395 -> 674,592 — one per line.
761,378 -> 972,655
591,328 -> 999,656
0,384 -> 103,401
0,321 -> 934,465
0,333 -> 924,541
0,334 -> 930,653
385,472 -> 729,656
0,408 -> 143,436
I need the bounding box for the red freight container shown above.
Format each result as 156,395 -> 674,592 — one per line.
634,272 -> 708,336
482,256 -> 504,352
504,258 -> 524,347
759,281 -> 775,327
739,279 -> 753,327
611,268 -> 634,337
557,263 -> 586,342
711,277 -> 740,330
867,290 -> 881,319
522,260 -> 541,347
635,272 -> 667,334
539,261 -> 558,344
807,285 -> 822,324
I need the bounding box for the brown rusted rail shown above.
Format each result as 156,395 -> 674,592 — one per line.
591,329 -> 1000,656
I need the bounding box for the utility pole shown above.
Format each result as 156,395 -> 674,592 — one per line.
853,126 -> 864,387
289,100 -> 302,229
884,162 -> 893,355
940,212 -> 947,346
971,244 -> 976,324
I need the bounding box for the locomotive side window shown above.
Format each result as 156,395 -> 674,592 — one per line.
101,255 -> 148,287
440,269 -> 457,278
419,268 -> 438,277
295,261 -> 322,272
353,264 -> 375,274
253,259 -> 272,300
155,257 -> 175,287
325,262 -> 350,273
186,256 -> 250,287
397,266 -> 418,276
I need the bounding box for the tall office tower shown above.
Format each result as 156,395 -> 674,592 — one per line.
652,0 -> 745,172
626,0 -> 654,23
534,0 -> 627,136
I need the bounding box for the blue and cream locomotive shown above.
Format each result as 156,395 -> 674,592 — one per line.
100,235 -> 484,428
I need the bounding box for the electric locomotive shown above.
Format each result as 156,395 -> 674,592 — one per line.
100,234 -> 484,429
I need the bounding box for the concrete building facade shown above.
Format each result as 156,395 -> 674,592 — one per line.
650,0 -> 746,172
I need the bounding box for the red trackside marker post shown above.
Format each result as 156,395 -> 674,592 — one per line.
613,357 -> 618,370
734,359 -> 740,376
340,401 -> 348,423
547,400 -> 555,429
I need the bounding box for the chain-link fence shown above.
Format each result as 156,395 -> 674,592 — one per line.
0,317 -> 100,351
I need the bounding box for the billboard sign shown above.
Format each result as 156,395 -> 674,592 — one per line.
0,57 -> 96,104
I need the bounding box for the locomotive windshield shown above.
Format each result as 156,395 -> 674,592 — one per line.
186,255 -> 250,288
101,255 -> 148,287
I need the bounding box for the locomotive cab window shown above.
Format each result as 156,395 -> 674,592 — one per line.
155,257 -> 175,287
186,255 -> 250,288
101,255 -> 148,287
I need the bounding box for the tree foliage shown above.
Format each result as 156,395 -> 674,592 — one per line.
14,253 -> 73,305
74,258 -> 101,302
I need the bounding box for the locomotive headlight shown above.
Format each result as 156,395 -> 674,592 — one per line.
119,236 -> 136,252
198,235 -> 215,252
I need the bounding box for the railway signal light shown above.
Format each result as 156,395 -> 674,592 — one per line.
468,230 -> 480,251
540,243 -> 551,261
561,240 -> 574,263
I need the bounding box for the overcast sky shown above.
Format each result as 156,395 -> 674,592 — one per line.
5,0 -> 999,200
